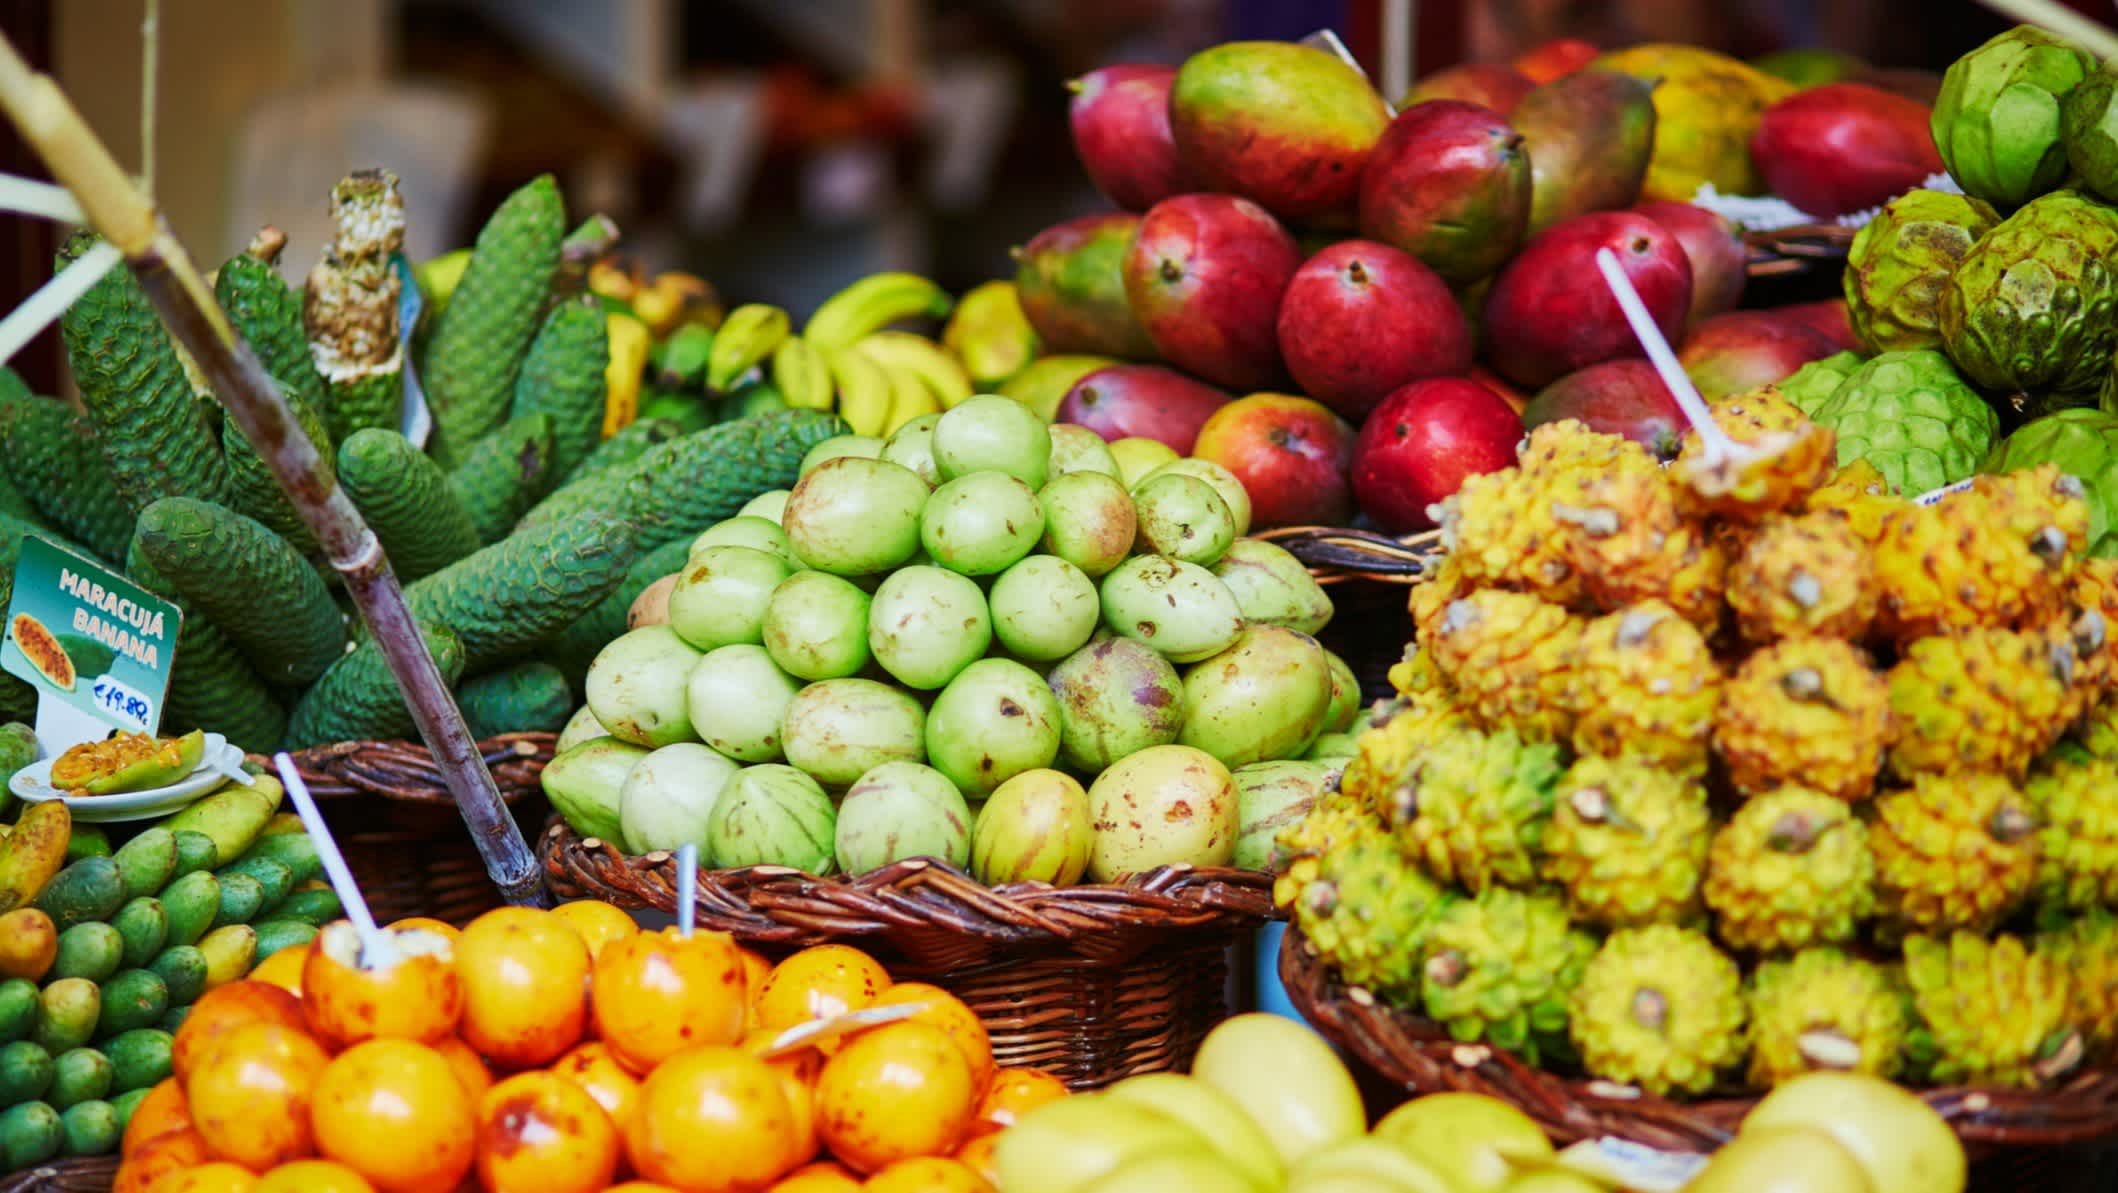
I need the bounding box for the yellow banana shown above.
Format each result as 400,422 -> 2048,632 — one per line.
855,331 -> 975,410
942,280 -> 1040,389
772,336 -> 836,411
858,351 -> 944,436
602,310 -> 652,436
707,303 -> 792,392
827,347 -> 896,437
804,272 -> 953,354
585,256 -> 642,304
634,271 -> 723,336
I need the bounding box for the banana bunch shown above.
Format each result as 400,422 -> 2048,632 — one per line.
587,261 -> 731,434
765,272 -> 983,438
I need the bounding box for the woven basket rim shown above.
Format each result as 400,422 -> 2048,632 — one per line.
540,818 -> 1275,952
247,731 -> 557,805
1279,920 -> 2118,1153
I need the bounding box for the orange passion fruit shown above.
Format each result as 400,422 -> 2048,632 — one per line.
310,1038 -> 476,1193
767,1160 -> 864,1192
475,1070 -> 622,1193
431,1034 -> 494,1103
170,981 -> 308,1082
252,1160 -> 378,1193
119,1077 -> 190,1159
753,945 -> 891,1045
149,1162 -> 260,1193
385,916 -> 460,940
184,1021 -> 329,1170
953,1132 -> 1000,1186
454,907 -> 591,1068
871,983 -> 995,1092
302,921 -> 463,1047
862,1156 -> 995,1193
814,1021 -> 977,1173
550,1041 -> 642,1131
971,1067 -> 1070,1134
550,899 -> 639,959
111,1127 -> 211,1193
625,1045 -> 801,1192
742,1027 -> 822,1169
247,941 -> 310,996
591,928 -> 749,1072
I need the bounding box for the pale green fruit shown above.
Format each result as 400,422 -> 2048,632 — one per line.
1177,625 -> 1334,768
540,737 -> 647,843
934,394 -> 1052,487
1211,539 -> 1334,635
1685,1127 -> 1876,1193
668,546 -> 791,651
1085,1149 -> 1264,1193
971,769 -> 1092,885
705,763 -> 837,872
989,555 -> 1100,662
1321,650 -> 1361,732
779,678 -> 927,787
922,472 -> 1046,575
585,625 -> 705,747
783,456 -> 929,575
868,565 -> 991,689
1139,457 -> 1252,537
880,412 -> 944,486
993,1096 -> 1211,1193
1232,760 -> 1335,870
689,515 -> 797,567
1131,473 -> 1236,565
553,704 -> 607,754
1048,423 -> 1121,478
1290,1138 -> 1459,1193
1304,732 -> 1361,763
834,761 -> 971,874
1743,1072 -> 1966,1193
1373,1093 -> 1555,1193
1109,437 -> 1179,487
1039,471 -> 1138,578
738,488 -> 790,523
1085,745 -> 1237,881
762,571 -> 872,680
618,742 -> 739,854
1047,634 -> 1185,773
1098,555 -> 1243,663
686,644 -> 801,762
1190,1013 -> 1365,1167
1100,1073 -> 1284,1190
799,433 -> 883,475
925,659 -> 1063,795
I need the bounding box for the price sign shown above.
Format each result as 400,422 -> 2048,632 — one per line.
1,536 -> 182,752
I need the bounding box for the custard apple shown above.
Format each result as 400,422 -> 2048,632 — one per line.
2062,68 -> 2118,205
1780,351 -> 1864,417
1931,26 -> 2096,209
1843,190 -> 1999,354
1939,190 -> 2118,403
1810,350 -> 1998,497
1984,409 -> 2118,558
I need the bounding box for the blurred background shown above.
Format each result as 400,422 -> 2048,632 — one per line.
0,0 -> 2053,392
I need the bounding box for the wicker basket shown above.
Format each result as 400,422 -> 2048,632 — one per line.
0,1158 -> 115,1193
254,732 -> 557,926
1280,920 -> 2118,1156
541,819 -> 1273,1088
1743,222 -> 1859,281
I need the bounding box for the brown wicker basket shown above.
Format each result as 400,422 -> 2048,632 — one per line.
1280,920 -> 2118,1155
1743,222 -> 1859,280
541,819 -> 1273,1089
0,1158 -> 115,1193
254,732 -> 556,926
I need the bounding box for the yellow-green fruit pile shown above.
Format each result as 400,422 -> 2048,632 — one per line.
1277,393 -> 2118,1099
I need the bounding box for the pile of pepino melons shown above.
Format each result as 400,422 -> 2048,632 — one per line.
114,900 -> 1067,1192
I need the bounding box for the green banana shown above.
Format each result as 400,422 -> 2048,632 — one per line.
650,324 -> 716,391
706,304 -> 792,393
802,273 -> 952,355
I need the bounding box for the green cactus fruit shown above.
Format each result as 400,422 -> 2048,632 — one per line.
2063,70 -> 2118,204
1843,189 -> 2000,354
1812,350 -> 1999,496
1419,887 -> 1595,1066
1780,351 -> 1865,418
1983,408 -> 2118,557
1931,26 -> 2096,210
1940,190 -> 2118,402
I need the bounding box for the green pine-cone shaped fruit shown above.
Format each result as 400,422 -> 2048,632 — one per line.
1844,189 -> 2001,354
1781,351 -> 1865,418
1931,26 -> 2096,210
1903,931 -> 2081,1088
1939,190 -> 2118,402
1983,409 -> 2118,557
1811,350 -> 1999,496
1420,888 -> 1596,1066
2062,69 -> 2118,205
1291,825 -> 1457,1009
1703,787 -> 1876,954
1745,947 -> 1912,1086
1540,756 -> 1711,929
2036,909 -> 2118,1061
1871,772 -> 2039,936
1567,924 -> 1746,1097
1390,725 -> 1564,893
2026,757 -> 2118,911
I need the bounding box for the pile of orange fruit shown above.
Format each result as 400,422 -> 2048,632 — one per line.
112,900 -> 1073,1193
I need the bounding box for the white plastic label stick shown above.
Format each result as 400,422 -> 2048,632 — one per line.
676,841 -> 698,938
274,752 -> 396,968
1593,247 -> 1742,465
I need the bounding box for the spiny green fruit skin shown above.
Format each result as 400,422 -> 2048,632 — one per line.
214,253 -> 335,545
1812,350 -> 1999,495
456,662 -> 573,739
1903,931 -> 2077,1088
545,538 -> 691,685
1983,409 -> 2118,557
1843,189 -> 2000,354
1931,26 -> 2096,210
446,413 -> 559,545
285,623 -> 464,748
2036,911 -> 2118,1061
1702,786 -> 1876,953
1780,351 -> 1866,418
1539,757 -> 1709,929
403,509 -> 638,674
508,298 -> 610,479
2026,757 -> 2118,911
1392,726 -> 1563,894
1940,190 -> 2118,402
423,175 -> 566,466
336,429 -> 484,582
614,410 -> 849,553
58,234 -> 231,513
1745,948 -> 1910,1086
515,418 -> 687,532
133,498 -> 346,687
1419,888 -> 1595,1065
124,541 -> 283,753
1293,827 -> 1454,1008
2063,70 -> 2118,204
1568,924 -> 1746,1097
0,397 -> 132,562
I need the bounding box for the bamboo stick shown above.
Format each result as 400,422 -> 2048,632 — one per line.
0,29 -> 549,908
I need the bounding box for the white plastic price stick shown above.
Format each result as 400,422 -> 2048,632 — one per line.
676,841 -> 698,939
1300,29 -> 1396,115
1594,247 -> 1746,466
757,1002 -> 924,1060
275,752 -> 397,969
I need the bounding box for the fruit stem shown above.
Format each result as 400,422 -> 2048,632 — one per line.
1592,248 -> 1744,466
